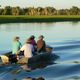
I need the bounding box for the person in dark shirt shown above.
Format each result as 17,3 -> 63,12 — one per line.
29,35 -> 36,46
37,35 -> 46,53
29,35 -> 37,55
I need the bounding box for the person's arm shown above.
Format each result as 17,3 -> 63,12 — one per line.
19,42 -> 22,47
17,45 -> 24,55
16,50 -> 21,55
43,41 -> 46,52
34,40 -> 37,45
44,41 -> 46,47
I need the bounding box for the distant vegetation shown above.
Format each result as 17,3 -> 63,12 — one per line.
0,6 -> 80,15
0,6 -> 80,23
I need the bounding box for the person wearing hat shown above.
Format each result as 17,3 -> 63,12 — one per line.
37,35 -> 46,53
17,38 -> 34,64
29,35 -> 36,46
29,35 -> 37,55
12,36 -> 22,54
20,38 -> 34,58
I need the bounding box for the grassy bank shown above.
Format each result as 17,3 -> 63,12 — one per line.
0,15 -> 80,23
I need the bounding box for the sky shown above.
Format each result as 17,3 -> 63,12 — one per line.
0,0 -> 80,9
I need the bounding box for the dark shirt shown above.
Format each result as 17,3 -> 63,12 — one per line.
37,39 -> 46,53
31,40 -> 36,46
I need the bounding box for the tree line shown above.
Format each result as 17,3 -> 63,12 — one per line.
0,6 -> 80,15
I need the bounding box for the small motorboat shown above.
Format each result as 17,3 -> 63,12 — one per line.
0,46 -> 59,70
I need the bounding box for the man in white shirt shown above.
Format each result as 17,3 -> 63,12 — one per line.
20,43 -> 33,58
18,39 -> 34,64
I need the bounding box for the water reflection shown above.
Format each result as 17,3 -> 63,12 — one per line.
23,76 -> 45,80
71,21 -> 80,26
0,23 -> 55,32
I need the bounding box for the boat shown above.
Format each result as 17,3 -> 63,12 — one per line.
0,46 -> 59,70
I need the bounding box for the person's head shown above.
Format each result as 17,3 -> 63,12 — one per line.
26,38 -> 32,44
39,35 -> 44,40
13,36 -> 20,41
30,35 -> 35,40
36,77 -> 45,80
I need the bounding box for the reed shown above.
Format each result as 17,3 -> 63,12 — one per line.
0,15 -> 80,23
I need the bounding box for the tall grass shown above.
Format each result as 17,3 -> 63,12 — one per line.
0,15 -> 80,23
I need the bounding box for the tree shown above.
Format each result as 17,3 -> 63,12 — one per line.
2,6 -> 11,15
11,7 -> 21,15
23,8 -> 28,15
69,6 -> 80,15
43,7 -> 56,15
0,6 -> 80,16
58,9 -> 68,15
28,7 -> 36,15
0,9 -> 3,15
36,7 -> 43,15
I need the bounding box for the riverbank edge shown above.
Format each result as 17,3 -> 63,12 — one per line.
0,15 -> 80,23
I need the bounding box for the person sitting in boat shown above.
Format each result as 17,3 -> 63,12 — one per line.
29,35 -> 37,55
29,35 -> 36,46
1,36 -> 22,64
0,36 -> 22,64
17,38 -> 34,64
12,36 -> 22,54
37,35 -> 46,53
8,36 -> 22,63
20,38 -> 34,58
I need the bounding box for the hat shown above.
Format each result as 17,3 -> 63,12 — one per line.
39,35 -> 44,38
26,39 -> 32,43
14,36 -> 20,41
30,35 -> 35,39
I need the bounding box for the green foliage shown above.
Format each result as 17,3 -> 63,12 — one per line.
0,6 -> 80,15
0,15 -> 80,23
2,6 -> 12,15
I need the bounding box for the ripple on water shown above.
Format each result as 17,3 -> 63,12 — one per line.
0,40 -> 80,80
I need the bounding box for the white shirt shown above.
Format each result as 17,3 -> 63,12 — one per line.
20,44 -> 33,58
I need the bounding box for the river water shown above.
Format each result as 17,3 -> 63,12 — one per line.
0,22 -> 80,80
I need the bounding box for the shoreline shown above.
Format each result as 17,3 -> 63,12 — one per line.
0,15 -> 80,23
